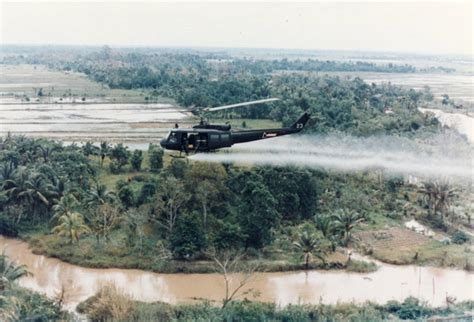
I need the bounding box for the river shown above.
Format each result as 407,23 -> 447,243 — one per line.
0,236 -> 472,311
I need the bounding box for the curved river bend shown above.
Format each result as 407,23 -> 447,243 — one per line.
0,236 -> 472,311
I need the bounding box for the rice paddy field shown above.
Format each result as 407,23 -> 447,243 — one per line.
1,64 -> 472,143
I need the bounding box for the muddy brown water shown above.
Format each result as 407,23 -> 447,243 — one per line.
0,236 -> 472,311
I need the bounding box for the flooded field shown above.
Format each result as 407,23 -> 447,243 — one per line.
0,103 -> 191,142
0,65 -> 193,142
0,236 -> 472,311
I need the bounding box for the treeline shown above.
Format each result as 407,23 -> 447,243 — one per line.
0,136 -> 410,269
227,58 -> 417,74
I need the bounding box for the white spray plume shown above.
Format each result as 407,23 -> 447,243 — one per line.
189,133 -> 473,183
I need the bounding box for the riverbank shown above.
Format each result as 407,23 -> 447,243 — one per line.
24,232 -> 349,274
77,286 -> 474,321
1,234 -> 473,312
22,225 -> 474,274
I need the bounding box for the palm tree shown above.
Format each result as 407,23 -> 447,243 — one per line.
36,142 -> 60,162
84,183 -> 116,208
0,253 -> 30,290
419,182 -> 457,220
18,172 -> 52,218
315,215 -> 338,251
52,212 -> 91,243
292,231 -> 327,269
0,162 -> 15,182
51,193 -> 79,223
50,175 -> 69,201
3,167 -> 30,222
82,141 -> 99,157
332,209 -> 364,246
315,214 -> 335,238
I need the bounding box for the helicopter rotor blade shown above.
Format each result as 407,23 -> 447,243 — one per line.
202,98 -> 280,112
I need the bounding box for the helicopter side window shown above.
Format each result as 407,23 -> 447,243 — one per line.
209,134 -> 220,143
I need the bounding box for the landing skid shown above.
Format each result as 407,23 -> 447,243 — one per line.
170,154 -> 187,159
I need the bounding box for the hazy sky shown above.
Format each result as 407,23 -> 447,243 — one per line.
1,1 -> 472,55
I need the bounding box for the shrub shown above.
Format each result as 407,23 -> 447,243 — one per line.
118,185 -> 135,208
346,259 -> 378,273
222,301 -> 276,322
385,297 -> 433,320
452,231 -> 470,245
1,286 -> 70,321
77,284 -> 135,321
149,145 -> 164,173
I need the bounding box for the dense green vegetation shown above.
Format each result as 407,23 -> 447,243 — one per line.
0,135 -> 347,270
1,133 -> 469,272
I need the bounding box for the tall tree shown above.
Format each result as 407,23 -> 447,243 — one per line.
130,150 -> 143,171
152,177 -> 189,235
234,176 -> 279,249
187,162 -> 228,229
99,141 -> 110,168
109,144 -> 130,173
86,203 -> 121,244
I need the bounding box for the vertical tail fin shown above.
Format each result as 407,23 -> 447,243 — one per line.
290,112 -> 311,131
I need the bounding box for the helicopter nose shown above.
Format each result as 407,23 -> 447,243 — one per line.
160,138 -> 167,149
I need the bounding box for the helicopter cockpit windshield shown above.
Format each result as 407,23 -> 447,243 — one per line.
166,131 -> 178,144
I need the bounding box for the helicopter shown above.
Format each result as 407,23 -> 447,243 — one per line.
159,98 -> 310,155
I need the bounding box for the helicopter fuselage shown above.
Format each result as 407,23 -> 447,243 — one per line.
160,112 -> 310,154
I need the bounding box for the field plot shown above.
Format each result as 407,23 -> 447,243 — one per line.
327,72 -> 474,107
0,64 -> 191,142
356,227 -> 473,268
0,102 -> 192,142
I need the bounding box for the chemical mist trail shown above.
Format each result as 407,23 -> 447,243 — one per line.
189,133 -> 473,183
